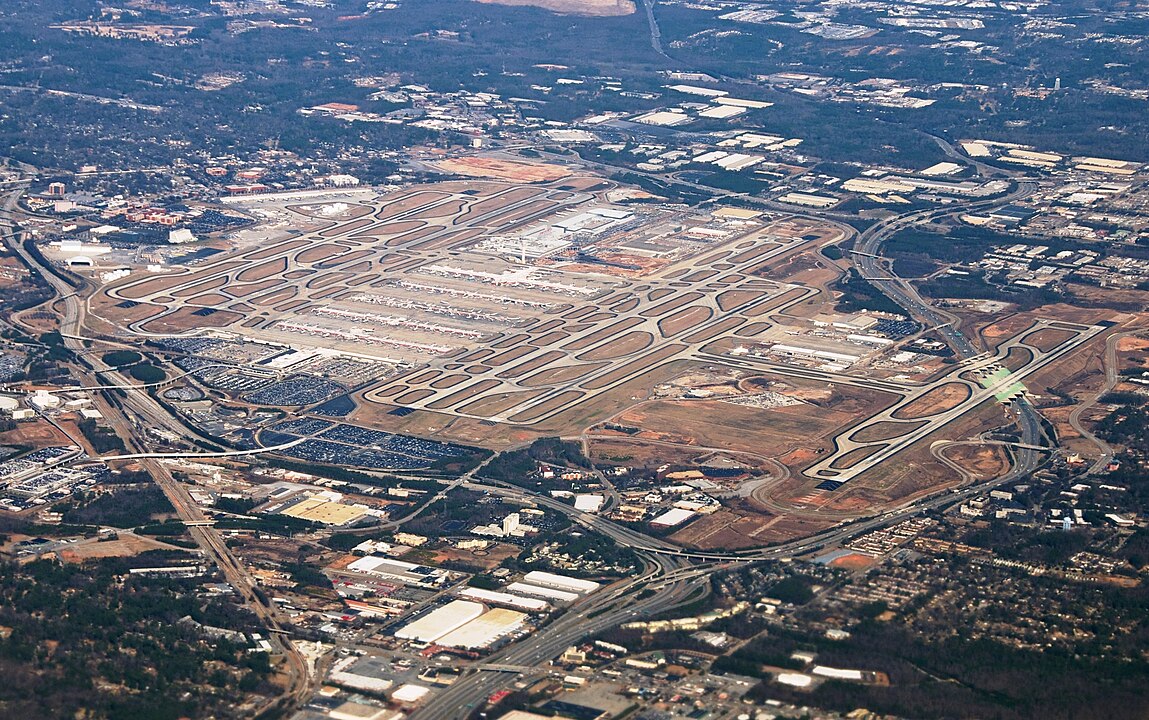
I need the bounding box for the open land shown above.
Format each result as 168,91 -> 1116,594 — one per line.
83,177 -> 1121,542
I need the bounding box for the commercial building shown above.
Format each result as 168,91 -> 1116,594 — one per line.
275,495 -> 369,526
391,684 -> 431,704
394,600 -> 485,643
29,391 -> 61,411
459,588 -> 550,612
522,571 -> 600,595
505,582 -> 580,604
777,192 -> 838,208
573,494 -> 605,513
812,665 -> 865,681
435,608 -> 527,650
347,556 -> 452,588
769,343 -> 861,366
650,507 -> 697,528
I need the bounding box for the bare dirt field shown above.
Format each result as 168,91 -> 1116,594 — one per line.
1067,284 -> 1149,312
139,306 -> 241,332
978,314 -> 1036,349
828,552 -> 878,570
670,508 -> 838,550
0,419 -> 71,446
426,543 -> 521,571
940,442 -> 1010,480
615,396 -> 851,458
1023,327 -> 1079,353
589,437 -> 710,468
434,157 -> 572,182
56,533 -> 183,563
892,383 -> 971,420
1117,335 -> 1149,354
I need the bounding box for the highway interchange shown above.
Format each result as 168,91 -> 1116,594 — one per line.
0,161 -> 1120,720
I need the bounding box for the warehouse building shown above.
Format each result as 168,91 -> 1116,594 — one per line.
522,570 -> 601,595
458,588 -> 550,612
394,600 -> 484,643
435,608 -> 528,650
347,556 -> 452,588
505,582 -> 580,604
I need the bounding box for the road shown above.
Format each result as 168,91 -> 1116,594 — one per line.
0,181 -> 317,716
411,551 -> 702,720
846,179 -> 1057,473
410,435 -> 1046,720
1067,330 -> 1133,474
411,174 -> 1065,719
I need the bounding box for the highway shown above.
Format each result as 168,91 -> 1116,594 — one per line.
846,180 -> 1058,463
411,551 -> 703,720
411,175 -> 1067,718
640,0 -> 670,59
0,157 -> 1072,720
0,181 -> 318,716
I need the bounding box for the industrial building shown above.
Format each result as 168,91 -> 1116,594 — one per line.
521,571 -> 601,595
346,556 -> 452,588
650,507 -> 698,528
435,608 -> 527,650
769,343 -> 862,366
505,582 -> 580,604
276,494 -> 370,526
458,588 -> 550,612
394,600 -> 485,643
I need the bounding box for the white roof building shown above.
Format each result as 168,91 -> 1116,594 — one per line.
459,588 -> 549,612
435,608 -> 527,649
522,570 -> 600,595
651,507 -> 697,527
505,582 -> 580,604
394,600 -> 484,643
